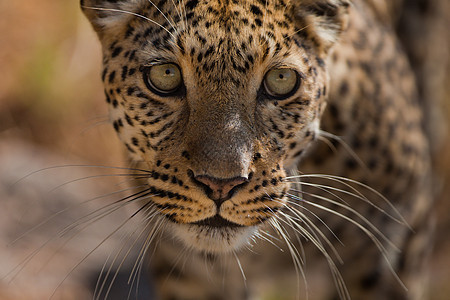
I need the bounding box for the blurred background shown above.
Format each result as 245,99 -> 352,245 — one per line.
0,1 -> 449,299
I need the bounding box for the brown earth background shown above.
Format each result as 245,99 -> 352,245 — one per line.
0,1 -> 449,299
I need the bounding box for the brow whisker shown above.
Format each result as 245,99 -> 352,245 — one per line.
81,6 -> 178,41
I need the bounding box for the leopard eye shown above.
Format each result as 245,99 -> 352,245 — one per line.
264,68 -> 300,99
144,63 -> 182,96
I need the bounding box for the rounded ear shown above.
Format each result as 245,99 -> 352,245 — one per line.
293,0 -> 350,53
80,0 -> 141,40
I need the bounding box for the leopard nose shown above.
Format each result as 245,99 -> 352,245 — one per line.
193,174 -> 248,205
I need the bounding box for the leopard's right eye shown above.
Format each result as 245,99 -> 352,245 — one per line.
143,63 -> 183,96
263,68 -> 300,100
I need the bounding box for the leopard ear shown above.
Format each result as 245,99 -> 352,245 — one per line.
80,0 -> 143,39
293,0 -> 350,53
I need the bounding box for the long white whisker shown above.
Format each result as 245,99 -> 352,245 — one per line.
285,196 -> 344,247
288,179 -> 401,225
48,173 -> 149,194
318,130 -> 367,170
59,191 -> 156,237
299,198 -> 406,291
130,219 -> 169,300
277,196 -> 343,262
269,217 -> 308,300
5,191 -> 152,283
103,206 -> 160,300
233,250 -> 247,285
280,210 -> 350,300
169,0 -> 184,30
128,216 -> 166,286
317,135 -> 339,153
146,0 -> 178,34
179,0 -> 188,32
289,190 -> 398,251
9,185 -> 148,246
264,192 -> 307,260
95,203 -> 156,300
255,229 -> 284,252
81,6 -> 178,41
284,174 -> 408,227
12,164 -> 151,186
49,201 -> 153,299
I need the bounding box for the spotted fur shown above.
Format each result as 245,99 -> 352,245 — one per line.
81,0 -> 433,299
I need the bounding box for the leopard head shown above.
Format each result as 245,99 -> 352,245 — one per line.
81,0 -> 349,253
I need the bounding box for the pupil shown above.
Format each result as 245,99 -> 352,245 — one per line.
279,74 -> 284,79
165,69 -> 171,75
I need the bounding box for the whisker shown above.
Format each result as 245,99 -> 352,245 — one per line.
126,218 -> 165,300
146,0 -> 178,34
94,203 -> 156,300
280,211 -> 350,300
268,217 -> 308,300
279,196 -> 343,262
317,135 -> 339,153
48,173 -> 150,194
263,186 -> 352,300
128,219 -> 169,300
12,164 -> 152,187
169,0 -> 184,30
288,24 -> 312,38
318,130 -> 367,170
9,184 -> 148,246
278,210 -> 349,300
5,190 -> 154,283
255,229 -> 284,252
285,196 -> 344,247
285,174 -> 408,227
233,250 -> 247,287
59,190 -> 155,237
101,205 -> 159,300
50,201 -> 153,299
79,118 -> 110,135
288,190 -> 398,251
179,0 -> 188,32
55,195 -> 155,279
81,6 -> 178,41
289,180 -> 401,224
264,192 -> 307,259
128,216 -> 166,287
299,198 -> 406,290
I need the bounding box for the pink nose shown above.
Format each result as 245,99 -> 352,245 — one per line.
194,175 -> 248,205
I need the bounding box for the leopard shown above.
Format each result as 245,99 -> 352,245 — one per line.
80,0 -> 434,299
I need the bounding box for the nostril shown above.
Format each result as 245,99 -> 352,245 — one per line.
191,173 -> 248,204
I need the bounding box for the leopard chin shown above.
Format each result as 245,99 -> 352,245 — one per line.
168,216 -> 259,254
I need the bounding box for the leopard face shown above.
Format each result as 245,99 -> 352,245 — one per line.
82,0 -> 349,253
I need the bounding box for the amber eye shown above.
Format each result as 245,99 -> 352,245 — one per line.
144,63 -> 182,95
264,68 -> 300,99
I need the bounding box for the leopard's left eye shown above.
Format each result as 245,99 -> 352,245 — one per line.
143,63 -> 183,96
264,68 -> 300,99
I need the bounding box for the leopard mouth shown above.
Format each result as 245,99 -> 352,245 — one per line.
192,214 -> 243,228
